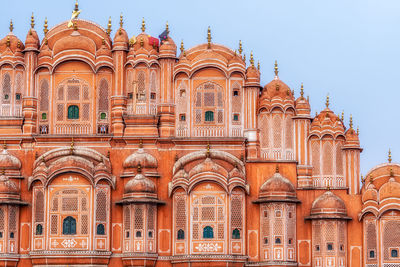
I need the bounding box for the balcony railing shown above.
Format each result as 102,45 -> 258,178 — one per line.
54,123 -> 91,135
0,106 -> 22,117
312,175 -> 345,188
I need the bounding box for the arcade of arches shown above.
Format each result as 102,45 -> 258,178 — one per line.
0,4 -> 398,267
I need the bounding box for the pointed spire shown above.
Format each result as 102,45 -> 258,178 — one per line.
341,110 -> 344,121
300,83 -> 304,97
166,21 -> 169,35
257,61 -> 260,71
43,17 -> 48,35
180,40 -> 184,53
106,17 -> 111,36
349,114 -> 353,129
357,126 -> 359,135
207,26 -> 211,49
9,19 -> 13,32
31,12 -> 35,29
141,17 -> 145,32
206,142 -> 211,157
243,53 -> 246,64
74,0 -> 79,13
388,149 -> 392,163
238,40 -> 242,54
274,60 -> 279,77
325,94 -> 330,108
119,13 -> 123,28
250,51 -> 254,66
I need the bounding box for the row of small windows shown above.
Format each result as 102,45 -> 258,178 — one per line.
2,93 -> 21,100
128,92 -> 156,100
34,217 -> 106,236
368,248 -> 399,259
263,237 -> 292,245
176,227 -> 241,240
179,112 -> 240,122
41,108 -> 107,120
314,243 -> 344,251
263,210 -> 292,218
125,230 -> 153,238
0,232 -> 15,239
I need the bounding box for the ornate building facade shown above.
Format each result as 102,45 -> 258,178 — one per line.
0,4 -> 398,266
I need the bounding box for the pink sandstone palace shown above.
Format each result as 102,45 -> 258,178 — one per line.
0,2 -> 398,267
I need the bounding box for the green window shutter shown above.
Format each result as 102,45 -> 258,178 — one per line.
205,111 -> 214,122
68,105 -> 79,119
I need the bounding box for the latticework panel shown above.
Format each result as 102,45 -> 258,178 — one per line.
67,85 -> 80,101
58,86 -> 64,101
286,204 -> 296,246
272,114 -> 282,148
0,207 -> 4,231
134,205 -> 144,230
231,83 -> 241,113
285,115 -> 293,149
14,73 -> 22,105
383,220 -> 400,260
39,79 -> 49,111
261,204 -> 270,247
231,194 -> 243,232
98,79 -> 109,112
147,205 -> 155,231
312,221 -> 322,255
259,113 -> 269,148
8,206 -> 17,232
322,141 -> 334,176
95,190 -> 107,222
2,73 -> 11,104
137,71 -> 146,103
312,140 -> 320,176
124,206 -> 131,231
336,143 -> 344,176
365,220 -> 377,262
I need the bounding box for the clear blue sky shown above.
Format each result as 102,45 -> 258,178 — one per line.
2,0 -> 399,174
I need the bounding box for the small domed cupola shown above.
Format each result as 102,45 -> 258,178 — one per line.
344,115 -> 361,149
254,166 -> 300,203
295,83 -> 311,116
25,13 -> 40,51
112,14 -> 129,51
260,61 -> 294,101
159,22 -> 176,58
306,190 -> 351,220
245,51 -> 260,87
310,95 -> 345,135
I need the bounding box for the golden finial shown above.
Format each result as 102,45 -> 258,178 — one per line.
325,94 -> 329,108
17,41 -> 20,48
119,13 -> 123,28
300,83 -> 304,97
238,40 -> 242,54
357,126 -> 359,135
166,21 -> 169,34
74,0 -> 79,12
6,37 -> 10,47
2,141 -> 6,150
9,19 -> 13,32
257,61 -> 260,71
180,40 -> 184,53
274,60 -> 278,77
275,165 -> 279,173
390,168 -> 394,177
73,21 -> 78,31
250,51 -> 254,67
43,17 -> 48,35
139,139 -> 143,148
341,110 -> 344,121
361,174 -> 364,183
369,175 -> 373,184
388,149 -> 392,163
206,142 -> 210,157
349,114 -> 353,129
327,185 -> 330,191
137,163 -> 142,173
31,12 -> 35,29
243,54 -> 246,64
106,17 -> 111,36
207,26 -> 211,49
70,137 -> 74,154
141,17 -> 145,32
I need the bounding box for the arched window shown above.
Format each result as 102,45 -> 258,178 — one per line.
62,216 -> 77,235
177,229 -> 185,240
36,224 -> 43,235
275,237 -> 281,244
203,226 -> 214,239
205,111 -> 214,122
232,228 -> 240,239
68,105 -> 79,119
96,224 -> 105,235
392,249 -> 398,258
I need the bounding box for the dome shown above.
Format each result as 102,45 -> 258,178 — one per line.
261,78 -> 293,100
295,86 -> 311,115
159,36 -> 177,58
38,40 -> 52,58
344,127 -> 360,148
52,31 -> 96,56
124,173 -> 156,194
256,170 -> 299,202
96,39 -> 112,58
0,33 -> 24,54
245,65 -> 260,86
362,183 -> 378,203
0,174 -> 18,196
0,148 -> 21,170
25,28 -> 40,50
310,108 -> 345,135
123,148 -> 158,169
379,177 -> 400,201
188,158 -> 228,179
308,191 -> 351,219
113,28 -> 129,50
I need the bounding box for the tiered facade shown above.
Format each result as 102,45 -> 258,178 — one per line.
0,5 -> 398,267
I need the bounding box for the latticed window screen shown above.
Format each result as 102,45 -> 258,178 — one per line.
49,188 -> 90,236
193,82 -> 224,125
272,114 -> 282,148
312,140 -> 320,176
336,143 -> 344,176
383,220 -> 400,260
96,190 -> 107,222
261,204 -> 270,248
34,190 -> 44,223
365,220 -> 377,261
137,71 -> 146,102
58,86 -> 64,101
285,115 -> 293,149
192,194 -> 225,241
124,206 -> 131,232
231,194 -> 243,239
231,83 -> 241,114
259,113 -> 269,148
134,205 -> 144,237
175,195 -> 187,240
98,79 -> 109,112
39,79 -> 49,112
322,141 -> 334,176
67,85 -> 80,101
2,73 -> 11,104
15,73 -> 22,104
